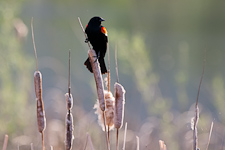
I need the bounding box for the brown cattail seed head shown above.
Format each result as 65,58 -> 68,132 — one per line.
65,93 -> 73,110
34,71 -> 46,133
94,90 -> 115,131
114,82 -> 126,129
88,49 -> 105,111
65,113 -> 74,150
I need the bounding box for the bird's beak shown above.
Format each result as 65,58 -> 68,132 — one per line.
100,18 -> 105,22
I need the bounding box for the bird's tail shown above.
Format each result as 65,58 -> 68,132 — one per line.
84,58 -> 93,73
99,58 -> 107,74
84,57 -> 107,74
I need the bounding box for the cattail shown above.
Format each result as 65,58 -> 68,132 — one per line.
114,82 -> 126,129
94,90 -> 115,131
88,49 -> 105,111
114,82 -> 125,150
78,18 -> 109,150
32,18 -> 46,150
65,112 -> 74,150
65,93 -> 73,110
65,50 -> 74,150
34,71 -> 46,133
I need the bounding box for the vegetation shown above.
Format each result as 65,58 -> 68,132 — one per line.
1,0 -> 225,150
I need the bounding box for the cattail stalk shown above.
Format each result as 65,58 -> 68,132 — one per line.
2,134 -> 8,150
107,43 -> 110,92
193,106 -> 199,150
136,136 -> 139,150
87,133 -> 95,150
32,18 -> 46,150
83,133 -> 95,150
193,54 -> 205,150
65,50 -> 74,150
79,17 -> 109,150
122,122 -> 127,150
88,48 -> 109,150
115,43 -> 119,83
31,143 -> 34,150
206,122 -> 214,150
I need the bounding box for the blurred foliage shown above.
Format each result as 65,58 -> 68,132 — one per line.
0,0 -> 34,145
0,0 -> 225,149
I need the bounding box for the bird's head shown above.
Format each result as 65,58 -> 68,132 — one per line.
88,16 -> 105,26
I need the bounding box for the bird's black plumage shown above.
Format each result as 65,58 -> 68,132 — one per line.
84,16 -> 108,74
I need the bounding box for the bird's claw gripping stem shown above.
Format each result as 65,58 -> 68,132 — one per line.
85,38 -> 89,43
93,52 -> 100,63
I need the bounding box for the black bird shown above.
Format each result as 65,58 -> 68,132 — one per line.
84,16 -> 108,74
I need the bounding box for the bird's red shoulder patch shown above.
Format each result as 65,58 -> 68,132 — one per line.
101,27 -> 108,36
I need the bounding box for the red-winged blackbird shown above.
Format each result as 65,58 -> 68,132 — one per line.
84,16 -> 108,74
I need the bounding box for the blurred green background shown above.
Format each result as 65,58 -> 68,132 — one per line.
1,0 -> 225,149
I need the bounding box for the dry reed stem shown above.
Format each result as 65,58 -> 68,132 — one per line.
31,17 -> 38,71
193,106 -> 199,150
65,113 -> 74,150
122,122 -> 127,150
193,55 -> 205,150
107,43 -> 110,92
206,122 -> 214,150
103,112 -> 110,150
78,17 -> 92,50
88,49 -> 105,111
68,49 -> 71,96
116,129 -> 119,150
31,143 -> 34,150
50,146 -> 53,150
2,134 -> 8,150
114,83 -> 126,129
41,132 -> 45,150
87,133 -> 95,150
136,136 -> 140,150
115,43 -> 119,83
159,140 -> 167,150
